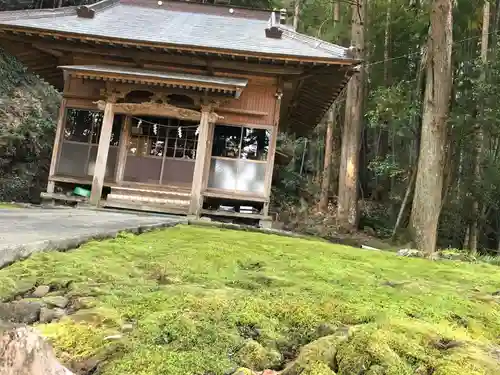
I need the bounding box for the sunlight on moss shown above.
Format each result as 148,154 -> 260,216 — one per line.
1,225 -> 499,375
38,320 -> 112,363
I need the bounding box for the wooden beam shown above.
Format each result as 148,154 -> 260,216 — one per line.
46,98 -> 67,193
24,39 -> 306,75
115,115 -> 131,183
189,107 -> 211,216
33,44 -> 64,57
90,102 -> 114,206
94,100 -> 221,122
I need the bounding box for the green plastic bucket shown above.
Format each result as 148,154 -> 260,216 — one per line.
73,186 -> 91,198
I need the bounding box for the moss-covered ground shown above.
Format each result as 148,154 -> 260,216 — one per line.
0,225 -> 499,375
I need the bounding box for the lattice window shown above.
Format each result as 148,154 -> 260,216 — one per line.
64,108 -> 122,146
127,117 -> 199,159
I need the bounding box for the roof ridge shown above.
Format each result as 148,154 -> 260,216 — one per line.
278,25 -> 350,59
0,6 -> 77,21
77,0 -> 120,18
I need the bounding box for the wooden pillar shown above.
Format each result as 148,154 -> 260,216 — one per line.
115,115 -> 131,183
89,102 -> 115,206
262,92 -> 282,219
46,98 -> 67,194
189,107 -> 211,216
263,124 -> 278,217
202,121 -> 215,191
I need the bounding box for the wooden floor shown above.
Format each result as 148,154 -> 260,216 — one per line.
45,176 -> 269,220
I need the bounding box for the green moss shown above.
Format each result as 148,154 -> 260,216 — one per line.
232,368 -> 255,375
283,334 -> 347,375
299,361 -> 337,375
38,320 -> 112,363
0,225 -> 499,374
234,340 -> 281,370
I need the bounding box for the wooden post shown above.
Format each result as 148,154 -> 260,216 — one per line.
263,124 -> 278,217
261,91 -> 281,219
202,121 -> 215,191
115,116 -> 131,183
89,102 -> 114,206
46,98 -> 67,194
189,106 -> 211,216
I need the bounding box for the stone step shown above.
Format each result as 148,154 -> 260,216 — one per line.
107,192 -> 189,206
111,186 -> 190,198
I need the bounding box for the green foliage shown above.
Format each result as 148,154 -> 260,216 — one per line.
0,226 -> 499,374
0,49 -> 60,203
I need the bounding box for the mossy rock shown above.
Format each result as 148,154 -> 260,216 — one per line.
234,340 -> 281,371
300,361 -> 336,375
283,334 -> 348,375
365,365 -> 386,375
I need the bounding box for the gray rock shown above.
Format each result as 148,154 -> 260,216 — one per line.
53,308 -> 67,321
104,334 -> 122,341
39,308 -> 56,324
121,323 -> 134,333
397,248 -> 423,257
72,297 -> 96,310
0,301 -> 42,324
42,296 -> 69,309
0,325 -> 75,375
315,323 -> 337,338
39,308 -> 67,324
32,285 -> 50,298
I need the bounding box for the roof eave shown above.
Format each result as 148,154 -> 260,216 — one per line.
0,25 -> 358,66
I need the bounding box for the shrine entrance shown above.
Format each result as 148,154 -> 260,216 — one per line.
122,115 -> 198,189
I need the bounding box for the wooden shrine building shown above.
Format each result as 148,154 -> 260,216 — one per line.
0,0 -> 357,225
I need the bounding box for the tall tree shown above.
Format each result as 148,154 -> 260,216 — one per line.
319,107 -> 335,211
469,0 -> 490,252
293,0 -> 300,31
409,0 -> 453,254
319,0 -> 341,212
337,0 -> 366,230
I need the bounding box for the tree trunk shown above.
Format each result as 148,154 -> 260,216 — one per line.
319,107 -> 335,211
374,0 -> 392,201
409,0 -> 453,254
469,0 -> 490,252
293,0 -> 300,31
0,325 -> 74,375
491,0 -> 500,58
383,0 -> 391,84
392,166 -> 417,239
337,0 -> 365,231
334,0 -> 340,24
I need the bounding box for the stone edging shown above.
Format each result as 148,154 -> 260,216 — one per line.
0,221 -> 180,270
187,219 -> 316,240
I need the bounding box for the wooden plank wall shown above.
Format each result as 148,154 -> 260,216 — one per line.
64,54 -> 279,129
218,78 -> 278,127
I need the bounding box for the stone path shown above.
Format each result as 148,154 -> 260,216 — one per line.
0,207 -> 184,268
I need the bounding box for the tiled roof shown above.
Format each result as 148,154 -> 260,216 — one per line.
59,65 -> 249,87
59,64 -> 248,97
0,1 -> 351,61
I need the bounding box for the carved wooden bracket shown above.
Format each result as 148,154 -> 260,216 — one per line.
99,86 -> 128,103
94,100 -> 223,122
